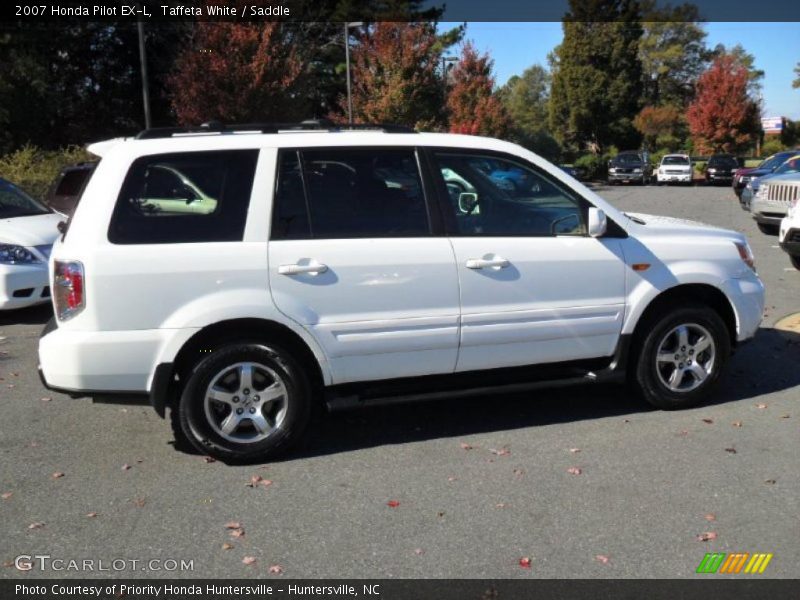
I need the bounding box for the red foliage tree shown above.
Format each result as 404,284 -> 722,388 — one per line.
338,22 -> 445,129
446,43 -> 511,138
167,13 -> 304,125
686,55 -> 760,154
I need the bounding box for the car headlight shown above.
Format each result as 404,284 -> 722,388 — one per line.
608,167 -> 616,173
0,244 -> 41,265
755,185 -> 767,199
708,168 -> 716,173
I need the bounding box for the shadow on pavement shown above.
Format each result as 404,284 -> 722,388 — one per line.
0,303 -> 52,326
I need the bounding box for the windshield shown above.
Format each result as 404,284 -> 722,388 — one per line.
709,156 -> 738,168
774,157 -> 800,175
760,153 -> 794,171
662,156 -> 690,165
0,180 -> 50,218
614,153 -> 641,164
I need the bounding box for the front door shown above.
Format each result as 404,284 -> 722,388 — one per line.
268,147 -> 460,384
428,149 -> 627,372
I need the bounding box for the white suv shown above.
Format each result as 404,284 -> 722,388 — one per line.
657,154 -> 693,185
38,123 -> 765,461
778,181 -> 800,269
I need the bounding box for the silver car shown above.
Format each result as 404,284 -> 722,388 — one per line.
751,172 -> 800,234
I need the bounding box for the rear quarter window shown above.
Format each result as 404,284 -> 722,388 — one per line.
108,150 -> 258,244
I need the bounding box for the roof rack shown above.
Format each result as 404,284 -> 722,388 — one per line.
135,119 -> 416,140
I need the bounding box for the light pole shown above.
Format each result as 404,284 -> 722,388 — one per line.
137,17 -> 152,129
344,21 -> 363,124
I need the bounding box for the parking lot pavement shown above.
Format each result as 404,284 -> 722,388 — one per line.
1,184 -> 798,580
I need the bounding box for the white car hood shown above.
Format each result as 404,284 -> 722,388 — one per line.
0,212 -> 63,247
626,212 -> 743,241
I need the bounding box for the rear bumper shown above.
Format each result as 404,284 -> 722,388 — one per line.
0,263 -> 51,310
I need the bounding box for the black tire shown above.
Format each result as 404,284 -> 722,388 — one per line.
176,343 -> 312,462
790,255 -> 800,271
631,304 -> 731,410
757,222 -> 779,235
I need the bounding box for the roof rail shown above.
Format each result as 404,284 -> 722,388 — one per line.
135,119 -> 416,139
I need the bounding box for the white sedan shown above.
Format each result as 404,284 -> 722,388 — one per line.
1,178 -> 63,310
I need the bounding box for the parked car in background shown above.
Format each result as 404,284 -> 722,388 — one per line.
778,185 -> 800,269
705,154 -> 740,185
0,178 -> 63,310
751,172 -> 800,234
607,151 -> 652,185
733,150 -> 799,200
37,123 -> 764,461
43,161 -> 96,216
741,154 -> 800,212
559,165 -> 578,179
657,154 -> 693,185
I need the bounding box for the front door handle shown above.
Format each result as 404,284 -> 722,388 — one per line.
465,256 -> 510,270
278,262 -> 328,276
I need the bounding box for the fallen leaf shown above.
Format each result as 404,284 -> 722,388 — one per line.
259,479 -> 273,489
755,403 -> 767,409
40,397 -> 51,402
704,513 -> 716,522
135,459 -> 143,464
132,497 -> 146,508
567,467 -> 582,475
489,448 -> 511,456
121,464 -> 131,471
86,512 -> 98,518
28,521 -> 45,530
242,556 -> 256,566
595,555 -> 611,564
225,521 -> 243,529
732,421 -> 743,428
512,468 -> 524,478
460,442 -> 474,450
268,564 -> 284,575
780,414 -> 790,419
222,543 -> 233,551
246,475 -> 263,488
52,472 -> 64,479
386,500 -> 400,508
724,447 -> 737,454
569,448 -> 581,453
447,476 -> 457,482
764,479 -> 776,485
437,511 -> 445,518
519,557 -> 532,569
696,532 -> 717,542
202,456 -> 217,464
701,418 -> 713,424
1,492 -> 12,500
677,430 -> 689,437
414,548 -> 425,556
495,503 -> 509,509
623,419 -> 630,423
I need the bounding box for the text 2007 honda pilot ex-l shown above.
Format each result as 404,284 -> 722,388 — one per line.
38,122 -> 765,461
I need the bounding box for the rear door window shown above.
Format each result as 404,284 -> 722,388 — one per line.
109,150 -> 258,244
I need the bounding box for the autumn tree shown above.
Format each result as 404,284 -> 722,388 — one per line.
633,105 -> 686,151
712,43 -> 764,95
446,43 -> 510,138
686,55 -> 760,154
549,0 -> 644,153
168,20 -> 305,125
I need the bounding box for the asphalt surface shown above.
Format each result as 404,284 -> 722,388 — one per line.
1,184 -> 798,579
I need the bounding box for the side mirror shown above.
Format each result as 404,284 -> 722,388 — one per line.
458,192 -> 479,214
587,207 -> 607,238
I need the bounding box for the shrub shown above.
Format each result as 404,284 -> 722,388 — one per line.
0,145 -> 92,200
760,137 -> 786,158
574,153 -> 609,180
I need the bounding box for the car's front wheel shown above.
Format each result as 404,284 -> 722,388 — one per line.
176,343 -> 312,462
632,305 -> 730,410
790,255 -> 800,271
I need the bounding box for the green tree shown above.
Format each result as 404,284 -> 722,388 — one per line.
498,65 -> 560,159
793,62 -> 800,89
639,1 -> 710,107
549,0 -> 644,153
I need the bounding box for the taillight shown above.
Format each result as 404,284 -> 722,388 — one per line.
53,260 -> 85,321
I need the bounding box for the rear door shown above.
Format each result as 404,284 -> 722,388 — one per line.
268,147 -> 460,385
427,149 -> 627,373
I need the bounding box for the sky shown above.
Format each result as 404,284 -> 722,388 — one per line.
439,22 -> 800,120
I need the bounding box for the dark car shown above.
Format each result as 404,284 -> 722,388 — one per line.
607,151 -> 652,185
705,154 -> 740,185
732,151 -> 799,199
43,162 -> 96,215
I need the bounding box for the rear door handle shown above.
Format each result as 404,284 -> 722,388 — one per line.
278,262 -> 328,276
465,256 -> 510,270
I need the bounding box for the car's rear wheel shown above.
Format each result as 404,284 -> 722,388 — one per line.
757,222 -> 779,235
176,343 -> 312,462
632,305 -> 730,410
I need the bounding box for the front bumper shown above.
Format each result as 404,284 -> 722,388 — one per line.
706,172 -> 734,183
722,275 -> 765,342
0,262 -> 51,310
751,197 -> 788,225
657,172 -> 692,183
779,223 -> 800,256
608,172 -> 645,183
